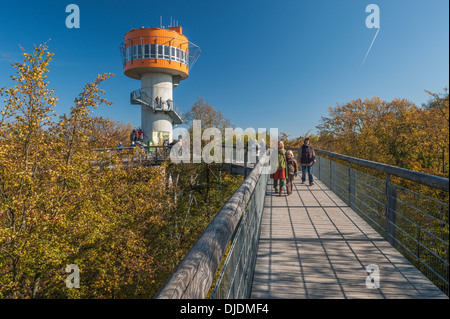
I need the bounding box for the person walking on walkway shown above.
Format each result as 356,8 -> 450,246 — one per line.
298,137 -> 316,186
286,150 -> 298,195
273,141 -> 288,196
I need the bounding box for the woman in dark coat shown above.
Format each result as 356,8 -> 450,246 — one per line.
298,137 -> 316,186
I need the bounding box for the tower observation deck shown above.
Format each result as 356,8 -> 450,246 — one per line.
120,25 -> 200,145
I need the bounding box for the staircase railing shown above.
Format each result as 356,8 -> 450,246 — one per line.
130,88 -> 184,124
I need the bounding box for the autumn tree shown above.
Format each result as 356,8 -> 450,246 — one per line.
184,96 -> 233,132
316,93 -> 449,178
0,44 -> 246,299
420,89 -> 449,176
280,132 -> 319,149
175,97 -> 243,217
91,119 -> 133,149
0,44 -> 60,298
0,44 -> 176,298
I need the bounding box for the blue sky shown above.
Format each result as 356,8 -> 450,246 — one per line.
1,0 -> 449,138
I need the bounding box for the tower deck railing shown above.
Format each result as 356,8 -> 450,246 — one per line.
120,35 -> 201,70
289,148 -> 449,296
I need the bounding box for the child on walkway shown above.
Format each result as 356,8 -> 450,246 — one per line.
286,150 -> 298,195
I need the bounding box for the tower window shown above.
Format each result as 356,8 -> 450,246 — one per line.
150,44 -> 156,58
164,46 -> 170,59
126,44 -> 188,65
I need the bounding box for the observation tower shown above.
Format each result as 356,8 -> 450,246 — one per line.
121,25 -> 200,145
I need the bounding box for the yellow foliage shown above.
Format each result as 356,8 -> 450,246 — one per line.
316,94 -> 449,178
0,44 -> 176,298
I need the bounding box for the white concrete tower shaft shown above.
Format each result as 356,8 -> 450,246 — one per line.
140,73 -> 174,145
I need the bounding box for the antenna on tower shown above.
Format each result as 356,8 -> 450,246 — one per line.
160,16 -> 162,28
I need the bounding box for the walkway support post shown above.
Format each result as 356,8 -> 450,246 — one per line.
349,163 -> 355,208
385,173 -> 398,248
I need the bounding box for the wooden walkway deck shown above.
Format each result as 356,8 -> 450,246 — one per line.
250,177 -> 448,299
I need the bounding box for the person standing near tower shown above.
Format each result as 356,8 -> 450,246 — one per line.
298,137 -> 316,186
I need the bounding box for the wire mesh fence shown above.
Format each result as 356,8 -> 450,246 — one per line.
210,169 -> 269,299
312,154 -> 449,296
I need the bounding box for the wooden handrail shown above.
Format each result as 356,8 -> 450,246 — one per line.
154,152 -> 269,299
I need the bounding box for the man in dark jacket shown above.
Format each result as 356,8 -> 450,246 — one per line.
298,137 -> 316,186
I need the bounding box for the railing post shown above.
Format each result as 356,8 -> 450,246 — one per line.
348,163 -> 353,207
385,174 -> 398,248
329,159 -> 333,190
316,156 -> 322,180
317,155 -> 319,180
244,147 -> 248,179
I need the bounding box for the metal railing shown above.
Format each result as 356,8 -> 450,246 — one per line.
154,151 -> 270,299
92,145 -> 173,168
120,35 -> 201,70
210,160 -> 269,299
130,89 -> 184,124
308,149 -> 449,296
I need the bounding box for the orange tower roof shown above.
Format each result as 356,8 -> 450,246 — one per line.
122,26 -> 192,80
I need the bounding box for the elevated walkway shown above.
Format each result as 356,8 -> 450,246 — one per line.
251,177 -> 448,299
154,149 -> 448,300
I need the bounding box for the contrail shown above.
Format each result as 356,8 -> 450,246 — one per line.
362,27 -> 380,67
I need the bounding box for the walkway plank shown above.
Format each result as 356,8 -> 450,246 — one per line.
250,177 -> 448,299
